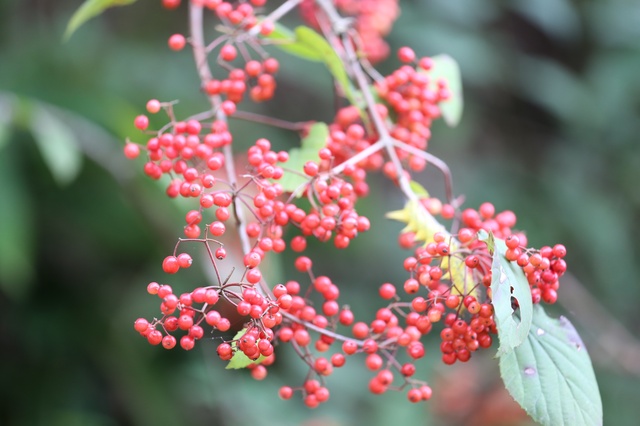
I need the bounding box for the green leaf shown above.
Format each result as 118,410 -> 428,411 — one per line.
428,54 -> 464,127
278,122 -> 328,195
294,27 -> 354,102
409,180 -> 429,198
29,103 -> 83,186
226,329 -> 266,370
500,304 -> 602,426
480,231 -> 533,355
265,25 -> 355,103
64,0 -> 138,41
263,23 -> 324,61
0,94 -> 14,152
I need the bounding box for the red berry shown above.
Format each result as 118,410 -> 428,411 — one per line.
397,47 -> 416,63
168,34 -> 186,51
162,256 -> 180,274
134,115 -> 149,130
124,143 -> 140,159
379,283 -> 396,299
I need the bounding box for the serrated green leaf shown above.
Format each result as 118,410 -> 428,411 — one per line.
278,122 -> 328,195
480,231 -> 533,355
500,305 -> 602,426
64,0 -> 138,41
226,329 -> 266,370
29,103 -> 83,186
427,54 -> 464,127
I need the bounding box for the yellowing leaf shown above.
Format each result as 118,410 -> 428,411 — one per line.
387,200 -> 475,296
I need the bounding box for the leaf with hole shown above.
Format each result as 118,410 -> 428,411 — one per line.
478,230 -> 532,355
500,304 -> 602,426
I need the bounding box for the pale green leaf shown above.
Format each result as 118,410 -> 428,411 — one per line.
265,25 -> 355,103
409,180 -> 429,198
64,0 -> 138,41
480,231 -> 533,355
29,103 -> 83,186
294,26 -> 354,102
500,305 -> 602,426
428,54 -> 464,127
263,23 -> 324,61
278,122 -> 328,195
226,329 -> 266,370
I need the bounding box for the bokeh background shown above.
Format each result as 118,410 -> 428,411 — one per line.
1,0 -> 640,425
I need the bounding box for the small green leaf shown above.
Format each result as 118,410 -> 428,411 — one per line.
278,122 -> 328,195
64,0 -> 138,41
265,25 -> 355,103
428,54 -> 464,127
500,304 -> 602,426
226,329 -> 266,370
409,180 -> 429,198
29,103 -> 83,186
295,27 -> 354,102
263,23 -> 324,61
480,231 -> 533,355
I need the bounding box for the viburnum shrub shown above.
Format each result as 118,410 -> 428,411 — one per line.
69,0 -> 602,423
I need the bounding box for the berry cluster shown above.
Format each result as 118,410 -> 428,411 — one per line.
124,0 -> 570,409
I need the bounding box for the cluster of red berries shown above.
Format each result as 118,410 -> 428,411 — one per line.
376,48 -> 451,174
126,0 -> 571,410
300,0 -> 400,63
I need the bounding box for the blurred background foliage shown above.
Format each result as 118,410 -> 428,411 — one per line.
1,0 -> 639,425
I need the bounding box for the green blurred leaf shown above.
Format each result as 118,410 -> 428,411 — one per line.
295,26 -> 354,103
500,304 -> 602,426
0,94 -> 14,151
0,149 -> 34,300
264,23 -> 324,61
64,0 -> 138,41
278,122 -> 328,196
479,230 -> 532,355
29,103 -> 83,186
427,54 -> 464,127
409,180 -> 429,198
226,329 -> 266,370
266,25 -> 355,103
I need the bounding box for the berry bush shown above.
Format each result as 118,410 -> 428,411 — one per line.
68,0 -> 602,423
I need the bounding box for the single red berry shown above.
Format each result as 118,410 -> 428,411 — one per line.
124,143 -> 140,159
168,34 -> 186,51
379,283 -> 396,299
162,256 -> 180,274
134,115 -> 149,130
397,47 -> 416,63
220,44 -> 237,61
